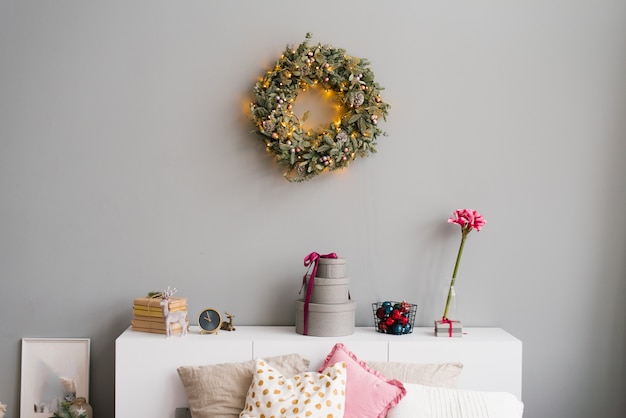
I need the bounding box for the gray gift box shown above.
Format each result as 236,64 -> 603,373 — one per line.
295,299 -> 356,337
315,257 -> 346,278
304,275 -> 350,304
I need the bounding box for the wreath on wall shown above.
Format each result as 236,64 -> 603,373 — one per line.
250,33 -> 390,182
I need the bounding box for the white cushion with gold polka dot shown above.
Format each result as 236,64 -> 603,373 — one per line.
240,358 -> 347,418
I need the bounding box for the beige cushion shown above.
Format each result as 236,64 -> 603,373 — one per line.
366,361 -> 463,388
177,353 -> 310,418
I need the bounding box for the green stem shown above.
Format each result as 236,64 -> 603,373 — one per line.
442,232 -> 467,320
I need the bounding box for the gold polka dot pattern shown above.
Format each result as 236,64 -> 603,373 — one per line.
240,358 -> 347,418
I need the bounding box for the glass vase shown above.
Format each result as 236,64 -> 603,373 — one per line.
70,397 -> 93,418
442,282 -> 458,320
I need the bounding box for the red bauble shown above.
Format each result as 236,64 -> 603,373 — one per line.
376,307 -> 386,319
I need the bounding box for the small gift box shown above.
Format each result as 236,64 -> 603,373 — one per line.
315,257 -> 346,278
434,319 -> 463,337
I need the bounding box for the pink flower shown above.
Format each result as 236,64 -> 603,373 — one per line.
448,209 -> 486,232
442,209 -> 486,320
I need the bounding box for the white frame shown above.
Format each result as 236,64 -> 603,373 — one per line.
20,338 -> 90,418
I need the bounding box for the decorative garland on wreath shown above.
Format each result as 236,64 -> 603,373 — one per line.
250,33 -> 390,182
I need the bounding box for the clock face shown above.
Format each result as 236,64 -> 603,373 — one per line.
198,308 -> 222,333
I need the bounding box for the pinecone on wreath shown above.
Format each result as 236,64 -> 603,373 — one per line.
350,92 -> 365,107
336,131 -> 348,143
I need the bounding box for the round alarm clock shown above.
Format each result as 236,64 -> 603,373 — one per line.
198,308 -> 222,334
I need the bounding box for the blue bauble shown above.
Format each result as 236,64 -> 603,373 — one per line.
403,323 -> 412,334
390,322 -> 403,335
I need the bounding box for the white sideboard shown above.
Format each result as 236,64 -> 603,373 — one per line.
115,326 -> 522,418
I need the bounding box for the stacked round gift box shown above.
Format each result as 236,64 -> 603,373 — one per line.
295,258 -> 356,337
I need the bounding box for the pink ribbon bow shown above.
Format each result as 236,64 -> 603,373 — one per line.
300,252 -> 337,335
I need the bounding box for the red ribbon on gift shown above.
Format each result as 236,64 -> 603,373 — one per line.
300,252 -> 337,335
441,317 -> 454,337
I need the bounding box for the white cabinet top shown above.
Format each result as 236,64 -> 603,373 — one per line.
116,325 -> 520,343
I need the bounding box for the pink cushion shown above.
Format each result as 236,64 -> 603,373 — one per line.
319,343 -> 406,418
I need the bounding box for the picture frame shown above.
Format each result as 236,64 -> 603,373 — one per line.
20,338 -> 90,418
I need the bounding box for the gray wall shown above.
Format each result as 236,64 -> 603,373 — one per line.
1,1 -> 625,417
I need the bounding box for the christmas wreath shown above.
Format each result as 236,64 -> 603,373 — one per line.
250,33 -> 390,182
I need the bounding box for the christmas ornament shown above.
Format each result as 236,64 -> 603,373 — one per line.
250,33 -> 390,182
372,301 -> 416,335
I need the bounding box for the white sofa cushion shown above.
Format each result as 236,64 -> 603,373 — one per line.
386,383 -> 524,418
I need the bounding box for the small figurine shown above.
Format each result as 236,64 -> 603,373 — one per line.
160,287 -> 188,337
220,312 -> 236,331
59,376 -> 77,402
0,401 -> 7,418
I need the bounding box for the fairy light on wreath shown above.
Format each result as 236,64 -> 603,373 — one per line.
250,33 -> 390,182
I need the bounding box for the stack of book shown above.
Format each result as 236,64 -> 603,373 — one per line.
131,296 -> 189,335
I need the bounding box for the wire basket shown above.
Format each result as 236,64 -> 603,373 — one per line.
372,301 -> 417,335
